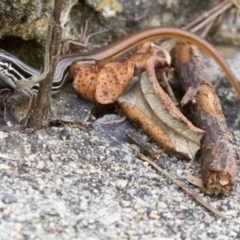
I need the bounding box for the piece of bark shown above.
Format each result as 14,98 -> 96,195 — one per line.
171,42 -> 237,194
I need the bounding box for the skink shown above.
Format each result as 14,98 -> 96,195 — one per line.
1,26 -> 240,99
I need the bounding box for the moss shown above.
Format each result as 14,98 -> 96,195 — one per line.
0,0 -> 42,29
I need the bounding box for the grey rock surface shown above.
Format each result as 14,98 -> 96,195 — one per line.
0,114 -> 239,239
0,1 -> 240,239
0,55 -> 240,238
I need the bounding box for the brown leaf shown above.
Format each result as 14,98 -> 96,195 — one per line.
95,43 -> 163,104
73,61 -> 135,104
73,66 -> 98,102
95,61 -> 135,104
128,42 -> 157,69
145,56 -> 203,133
73,42 -> 168,104
118,67 -> 204,160
120,100 -> 188,158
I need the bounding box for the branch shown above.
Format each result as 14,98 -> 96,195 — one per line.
27,0 -> 68,129
171,42 -> 237,195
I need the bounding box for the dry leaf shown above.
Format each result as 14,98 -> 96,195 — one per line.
73,66 -> 98,102
95,61 -> 135,104
73,42 -> 168,104
73,61 -> 135,103
128,42 -> 157,69
118,67 -> 204,160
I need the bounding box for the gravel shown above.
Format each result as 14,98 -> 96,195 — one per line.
0,48 -> 240,240
0,118 -> 239,239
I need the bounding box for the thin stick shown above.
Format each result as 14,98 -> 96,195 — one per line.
158,1 -> 235,49
138,153 -> 226,219
200,20 -> 215,38
183,0 -> 232,30
162,71 -> 178,105
189,2 -> 233,33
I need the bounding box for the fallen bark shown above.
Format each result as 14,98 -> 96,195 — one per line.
171,42 -> 237,194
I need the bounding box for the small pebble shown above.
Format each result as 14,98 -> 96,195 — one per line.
115,179 -> 128,189
2,194 -> 17,204
149,211 -> 160,220
0,131 -> 9,139
157,201 -> 168,209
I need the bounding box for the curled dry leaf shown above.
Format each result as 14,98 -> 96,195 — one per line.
95,61 -> 135,104
73,42 -> 203,160
73,61 -> 135,103
73,42 -> 168,104
73,66 -> 98,102
128,42 -> 157,69
118,55 -> 204,160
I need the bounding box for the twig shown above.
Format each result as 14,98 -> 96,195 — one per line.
158,1 -> 235,51
127,132 -> 161,159
183,0 -> 232,31
27,0 -> 68,129
138,153 -> 226,219
16,0 -> 77,91
188,2 -> 233,33
200,20 -> 215,38
162,71 -> 178,105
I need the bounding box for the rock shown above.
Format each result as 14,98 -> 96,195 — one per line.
2,194 -> 18,204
